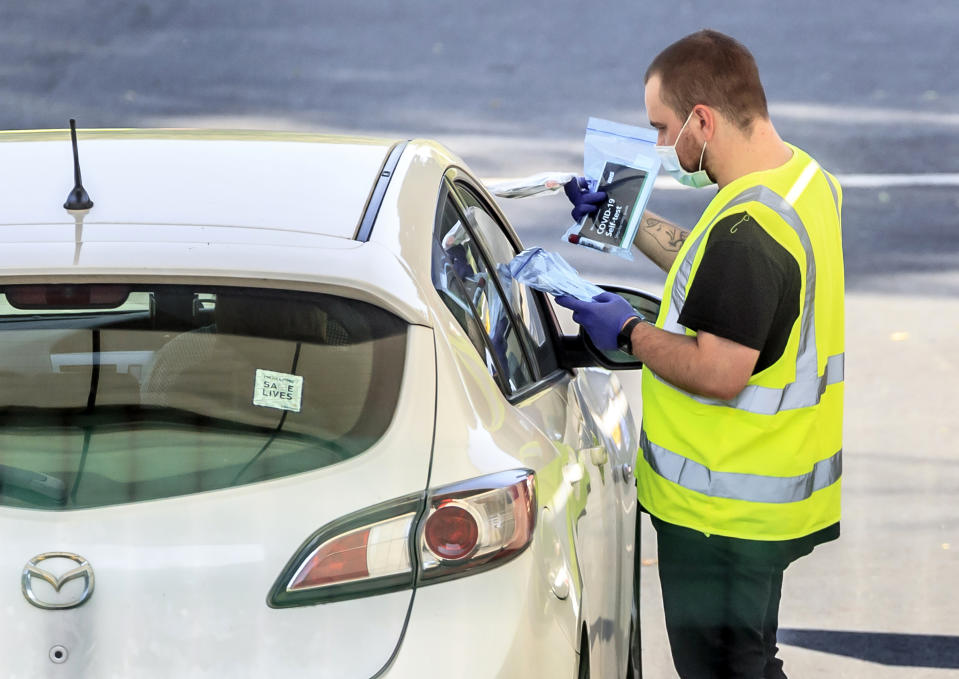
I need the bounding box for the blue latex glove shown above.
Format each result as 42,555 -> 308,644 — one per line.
555,291 -> 638,351
446,243 -> 472,279
563,177 -> 607,222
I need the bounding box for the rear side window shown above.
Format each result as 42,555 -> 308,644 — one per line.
0,284 -> 407,510
455,185 -> 559,378
431,186 -> 534,394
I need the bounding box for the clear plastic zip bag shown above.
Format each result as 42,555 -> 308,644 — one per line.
563,117 -> 661,260
503,247 -> 604,301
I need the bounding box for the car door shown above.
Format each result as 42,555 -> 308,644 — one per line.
436,172 -> 638,676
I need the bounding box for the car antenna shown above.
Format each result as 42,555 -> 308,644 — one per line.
63,119 -> 94,210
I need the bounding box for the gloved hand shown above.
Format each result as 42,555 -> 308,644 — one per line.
563,177 -> 607,222
555,291 -> 638,351
446,243 -> 472,279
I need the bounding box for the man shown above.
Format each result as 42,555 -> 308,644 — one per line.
558,30 -> 844,679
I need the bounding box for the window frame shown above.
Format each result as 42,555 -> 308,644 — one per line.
430,168 -> 569,403
450,180 -> 561,377
432,179 -> 525,393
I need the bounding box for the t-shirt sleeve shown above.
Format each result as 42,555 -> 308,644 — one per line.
678,212 -> 791,351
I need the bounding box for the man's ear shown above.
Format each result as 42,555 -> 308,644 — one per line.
691,105 -> 717,142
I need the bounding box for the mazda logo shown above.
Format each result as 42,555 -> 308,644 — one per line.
22,552 -> 95,610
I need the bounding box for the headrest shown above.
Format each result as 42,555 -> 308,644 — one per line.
214,291 -> 344,344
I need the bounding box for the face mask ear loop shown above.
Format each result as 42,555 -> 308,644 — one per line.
674,111 -> 693,147
698,141 -> 707,172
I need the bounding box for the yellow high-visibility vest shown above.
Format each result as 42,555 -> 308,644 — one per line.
638,144 -> 844,541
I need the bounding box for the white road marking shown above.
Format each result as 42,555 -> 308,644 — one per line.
485,173 -> 959,192
819,173 -> 959,188
651,173 -> 959,190
770,102 -> 959,127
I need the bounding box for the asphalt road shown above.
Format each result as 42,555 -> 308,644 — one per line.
3,1 -> 958,676
3,0 -> 957,294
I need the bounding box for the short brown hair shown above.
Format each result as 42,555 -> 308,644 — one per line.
645,29 -> 769,132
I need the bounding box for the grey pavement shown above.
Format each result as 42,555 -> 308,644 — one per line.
3,1 -> 958,675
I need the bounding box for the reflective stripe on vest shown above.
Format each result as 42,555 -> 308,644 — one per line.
640,429 -> 842,503
822,170 -> 841,221
657,159 -> 844,415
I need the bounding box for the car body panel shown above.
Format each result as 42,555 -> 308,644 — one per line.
427,294 -> 638,676
571,367 -> 639,676
384,145 -> 639,675
366,140 -> 477,304
382,552 -> 578,679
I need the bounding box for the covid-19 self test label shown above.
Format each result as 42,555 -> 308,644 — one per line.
579,162 -> 649,249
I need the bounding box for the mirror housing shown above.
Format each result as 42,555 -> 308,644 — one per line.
558,285 -> 661,371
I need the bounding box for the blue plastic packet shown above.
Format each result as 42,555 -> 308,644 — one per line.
503,247 -> 604,301
563,117 -> 661,260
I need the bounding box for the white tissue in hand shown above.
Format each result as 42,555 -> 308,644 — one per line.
486,172 -> 577,199
505,247 -> 604,301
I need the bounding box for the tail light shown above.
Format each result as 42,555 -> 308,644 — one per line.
423,501 -> 480,561
418,470 -> 536,584
268,469 -> 536,608
5,284 -> 131,309
287,513 -> 416,591
268,496 -> 421,608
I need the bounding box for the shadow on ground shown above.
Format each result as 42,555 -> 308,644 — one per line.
779,628 -> 959,669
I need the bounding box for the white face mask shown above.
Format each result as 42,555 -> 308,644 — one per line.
655,111 -> 715,188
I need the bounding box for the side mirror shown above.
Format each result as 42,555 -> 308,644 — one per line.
558,285 -> 661,370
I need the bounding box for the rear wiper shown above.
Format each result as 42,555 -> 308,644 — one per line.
0,464 -> 68,502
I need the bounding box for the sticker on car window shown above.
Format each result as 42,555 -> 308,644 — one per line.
253,369 -> 303,412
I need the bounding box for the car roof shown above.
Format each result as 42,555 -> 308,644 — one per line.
0,128 -> 396,239
0,129 -> 476,328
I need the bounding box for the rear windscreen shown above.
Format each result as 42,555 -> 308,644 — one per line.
0,284 -> 407,510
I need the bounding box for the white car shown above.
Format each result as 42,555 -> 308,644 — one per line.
0,128 -> 656,678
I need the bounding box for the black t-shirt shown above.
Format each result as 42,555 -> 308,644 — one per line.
668,210 -> 838,552
679,211 -> 800,374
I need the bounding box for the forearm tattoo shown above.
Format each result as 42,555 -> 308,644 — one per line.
642,216 -> 689,252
